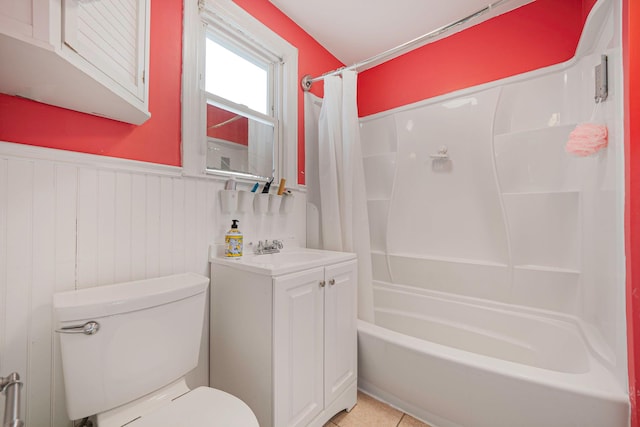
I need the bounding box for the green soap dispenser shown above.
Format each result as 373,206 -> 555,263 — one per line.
225,219 -> 243,257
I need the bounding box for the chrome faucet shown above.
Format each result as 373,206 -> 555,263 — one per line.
256,239 -> 283,254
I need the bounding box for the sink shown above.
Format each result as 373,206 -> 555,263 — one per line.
210,247 -> 356,276
244,251 -> 326,265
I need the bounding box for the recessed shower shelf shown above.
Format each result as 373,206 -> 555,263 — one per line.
494,124 -> 585,195
494,123 -> 578,138
388,252 -> 508,268
502,190 -> 580,196
514,265 -> 580,275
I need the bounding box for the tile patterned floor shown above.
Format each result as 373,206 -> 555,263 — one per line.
324,391 -> 433,427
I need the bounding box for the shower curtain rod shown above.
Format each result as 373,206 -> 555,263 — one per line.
301,0 -> 511,92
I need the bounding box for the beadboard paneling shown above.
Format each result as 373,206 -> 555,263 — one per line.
0,142 -> 306,425
52,164 -> 79,427
5,160 -> 33,423
29,162 -> 56,426
114,172 -> 133,283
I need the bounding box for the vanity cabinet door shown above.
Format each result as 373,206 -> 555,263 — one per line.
324,260 -> 357,406
274,267 -> 325,427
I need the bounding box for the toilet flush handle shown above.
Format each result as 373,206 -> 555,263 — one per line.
55,321 -> 100,336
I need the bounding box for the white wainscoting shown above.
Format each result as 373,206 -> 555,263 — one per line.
0,141 -> 305,426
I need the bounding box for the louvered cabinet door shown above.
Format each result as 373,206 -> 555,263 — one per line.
63,0 -> 147,100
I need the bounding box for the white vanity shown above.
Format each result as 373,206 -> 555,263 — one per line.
209,247 -> 357,427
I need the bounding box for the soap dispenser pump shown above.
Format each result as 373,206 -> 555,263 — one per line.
225,219 -> 243,258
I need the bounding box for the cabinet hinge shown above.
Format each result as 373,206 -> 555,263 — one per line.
142,70 -> 145,84
198,0 -> 205,12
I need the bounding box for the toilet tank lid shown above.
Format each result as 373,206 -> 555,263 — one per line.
54,273 -> 209,322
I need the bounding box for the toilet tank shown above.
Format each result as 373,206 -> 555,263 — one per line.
53,273 -> 209,420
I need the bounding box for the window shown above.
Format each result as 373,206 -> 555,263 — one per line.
205,37 -> 269,114
203,33 -> 277,178
182,0 -> 298,184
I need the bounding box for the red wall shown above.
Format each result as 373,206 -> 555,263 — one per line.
6,1 -> 595,183
357,0 -> 593,117
624,0 -> 640,424
0,0 -> 183,166
0,0 -> 637,422
0,0 -> 341,184
230,0 -> 343,185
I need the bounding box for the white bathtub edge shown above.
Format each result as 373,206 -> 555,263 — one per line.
358,382 -> 460,427
357,319 -> 628,403
373,280 -> 621,369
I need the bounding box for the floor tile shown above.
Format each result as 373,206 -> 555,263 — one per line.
398,413 -> 434,427
331,391 -> 403,427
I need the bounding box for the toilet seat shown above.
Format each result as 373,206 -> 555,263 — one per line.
126,386 -> 259,427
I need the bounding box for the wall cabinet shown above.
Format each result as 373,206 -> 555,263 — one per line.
210,252 -> 357,427
0,0 -> 150,124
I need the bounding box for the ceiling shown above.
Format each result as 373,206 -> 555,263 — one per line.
268,0 -> 534,68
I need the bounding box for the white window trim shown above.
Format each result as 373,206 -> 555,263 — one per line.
182,0 -> 298,188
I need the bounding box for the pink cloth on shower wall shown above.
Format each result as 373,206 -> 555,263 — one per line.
565,123 -> 608,156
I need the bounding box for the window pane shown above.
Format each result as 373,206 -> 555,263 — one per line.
206,102 -> 274,178
205,38 -> 268,115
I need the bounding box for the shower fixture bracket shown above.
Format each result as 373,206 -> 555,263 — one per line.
430,146 -> 449,160
301,74 -> 313,92
594,54 -> 608,103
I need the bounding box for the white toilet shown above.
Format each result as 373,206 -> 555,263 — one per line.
53,273 -> 259,427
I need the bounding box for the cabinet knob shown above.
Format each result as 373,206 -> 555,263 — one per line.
329,279 -> 336,286
319,280 -> 326,287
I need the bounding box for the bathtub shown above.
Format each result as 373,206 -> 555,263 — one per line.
357,283 -> 629,427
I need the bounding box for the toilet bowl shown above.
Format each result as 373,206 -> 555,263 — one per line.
96,379 -> 258,427
53,273 -> 258,426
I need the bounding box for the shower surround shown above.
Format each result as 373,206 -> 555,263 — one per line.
356,0 -> 629,425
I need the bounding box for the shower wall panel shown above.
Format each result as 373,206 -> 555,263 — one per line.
359,0 -> 625,399
387,88 -> 507,264
360,1 -> 623,379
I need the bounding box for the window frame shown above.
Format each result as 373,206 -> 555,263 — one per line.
182,0 -> 298,186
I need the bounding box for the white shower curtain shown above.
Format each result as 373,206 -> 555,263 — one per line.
305,70 -> 374,322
